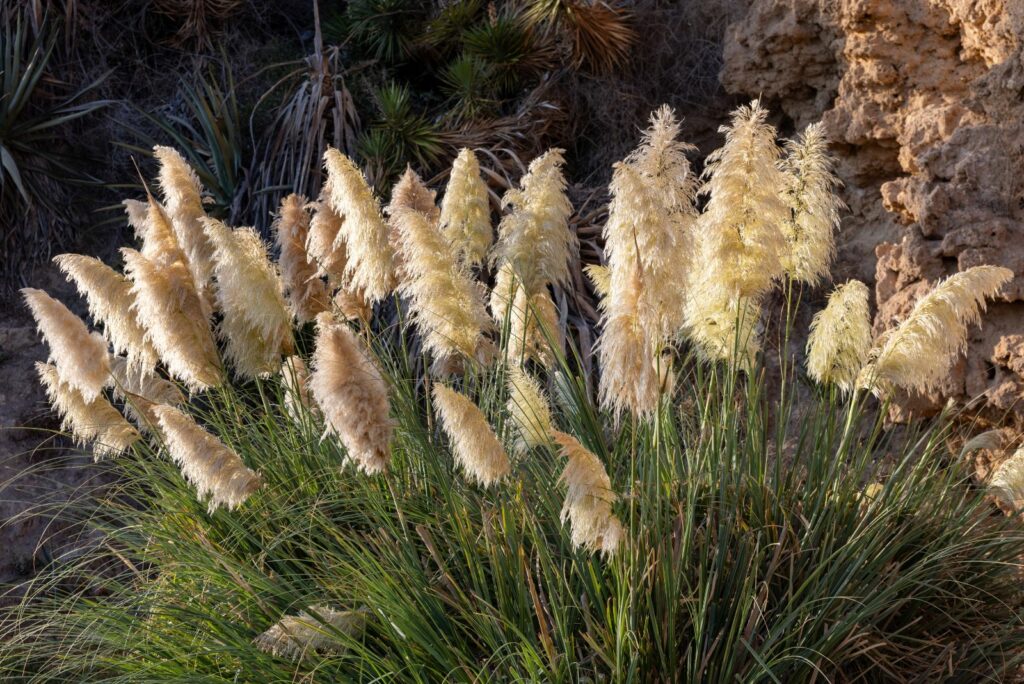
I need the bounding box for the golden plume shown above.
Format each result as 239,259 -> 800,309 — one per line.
858,265 -> 1013,395
37,362 -> 139,459
507,367 -> 553,454
153,404 -> 262,512
439,148 -> 493,268
253,606 -> 366,660
385,167 -> 439,279
780,122 -> 844,285
324,148 -> 397,301
584,264 -> 610,299
598,106 -> 698,417
550,430 -> 623,557
698,100 -> 788,299
121,247 -> 222,392
204,219 -> 292,378
306,192 -> 348,287
153,146 -> 215,302
273,194 -> 329,323
280,354 -> 320,424
310,313 -> 392,474
54,253 -> 158,375
109,356 -> 184,432
491,148 -> 575,294
806,280 -> 871,392
432,383 -> 510,487
490,263 -> 559,367
392,204 -> 492,366
22,287 -> 111,402
683,274 -> 762,367
989,447 -> 1024,513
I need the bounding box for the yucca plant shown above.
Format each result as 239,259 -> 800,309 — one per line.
344,0 -> 428,64
0,11 -> 106,290
357,82 -> 442,188
3,104 -> 1023,682
521,0 -> 635,72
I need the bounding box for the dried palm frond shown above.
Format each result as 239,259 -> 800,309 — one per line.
22,287 -> 110,402
551,430 -> 623,556
37,362 -> 139,459
806,280 -> 871,393
254,605 -> 366,660
153,404 -> 261,512
273,194 -> 330,323
780,122 -> 844,285
858,265 -> 1013,396
310,314 -> 392,474
432,384 -> 510,487
151,0 -> 244,46
54,254 -> 158,376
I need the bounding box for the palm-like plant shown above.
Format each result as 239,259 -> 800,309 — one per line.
462,11 -> 552,97
522,0 -> 635,72
345,0 -> 428,64
358,83 -> 442,187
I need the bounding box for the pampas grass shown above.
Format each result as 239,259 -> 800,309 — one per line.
507,367 -> 553,454
310,313 -> 392,474
551,430 -> 623,556
273,194 -> 329,323
439,148 -> 492,268
432,383 -> 510,487
806,280 -> 871,392
22,287 -> 111,402
154,146 -> 215,304
253,606 -> 366,660
108,356 -> 184,431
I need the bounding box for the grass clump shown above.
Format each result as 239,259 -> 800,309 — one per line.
2,102 -> 1022,682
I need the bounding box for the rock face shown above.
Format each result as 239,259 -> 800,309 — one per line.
723,0 -> 1024,424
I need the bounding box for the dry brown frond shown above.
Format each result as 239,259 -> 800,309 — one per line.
273,194 -> 330,323
324,148 -> 396,302
121,248 -> 222,392
439,148 -> 493,268
253,605 -> 366,660
432,384 -> 510,487
550,430 -> 623,556
310,314 -> 392,474
523,0 -> 635,73
204,218 -> 292,378
859,265 -> 1013,395
22,287 -> 110,402
806,280 -> 871,392
37,362 -> 139,459
153,404 -> 261,512
780,122 -> 844,285
54,254 -> 158,375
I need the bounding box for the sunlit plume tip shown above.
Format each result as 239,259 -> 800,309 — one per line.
439,148 -> 493,268
433,383 -> 510,487
806,280 -> 871,392
550,430 -> 623,557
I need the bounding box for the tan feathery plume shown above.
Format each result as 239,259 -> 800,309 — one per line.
134,195 -> 188,269
153,146 -> 215,301
324,148 -> 397,301
439,148 -> 492,268
204,219 -> 292,378
123,198 -> 149,239
858,265 -> 1013,395
550,431 -> 623,557
490,263 -> 559,367
806,280 -> 871,392
780,122 -> 844,285
385,167 -> 439,281
598,107 -> 698,417
507,367 -> 553,454
109,356 -> 184,432
584,264 -> 610,299
273,194 -> 329,323
121,248 -> 222,392
683,276 -> 761,367
254,606 -> 366,660
990,447 -> 1024,512
699,100 -> 788,298
281,355 -> 320,424
22,288 -> 111,402
37,362 -> 139,459
310,313 -> 392,474
306,194 -> 349,287
491,149 -> 575,295
153,404 -> 262,512
54,254 -> 158,375
392,205 -> 492,365
432,383 -> 510,487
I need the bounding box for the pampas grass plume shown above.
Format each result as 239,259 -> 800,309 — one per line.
153,404 -> 262,512
806,280 -> 871,392
121,247 -> 222,392
22,288 -> 111,402
54,253 -> 158,375
439,148 -> 492,268
432,383 -> 510,487
550,430 -> 623,557
310,313 -> 392,474
306,193 -> 349,287
153,146 -> 215,299
273,194 -> 329,323
204,218 -> 292,378
109,356 -> 184,432
324,148 -> 397,301
37,362 -> 139,458
990,447 -> 1024,512
281,355 -> 320,424
860,265 -> 1013,395
507,367 -> 553,454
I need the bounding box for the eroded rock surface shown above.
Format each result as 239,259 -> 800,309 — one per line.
723,0 -> 1024,424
